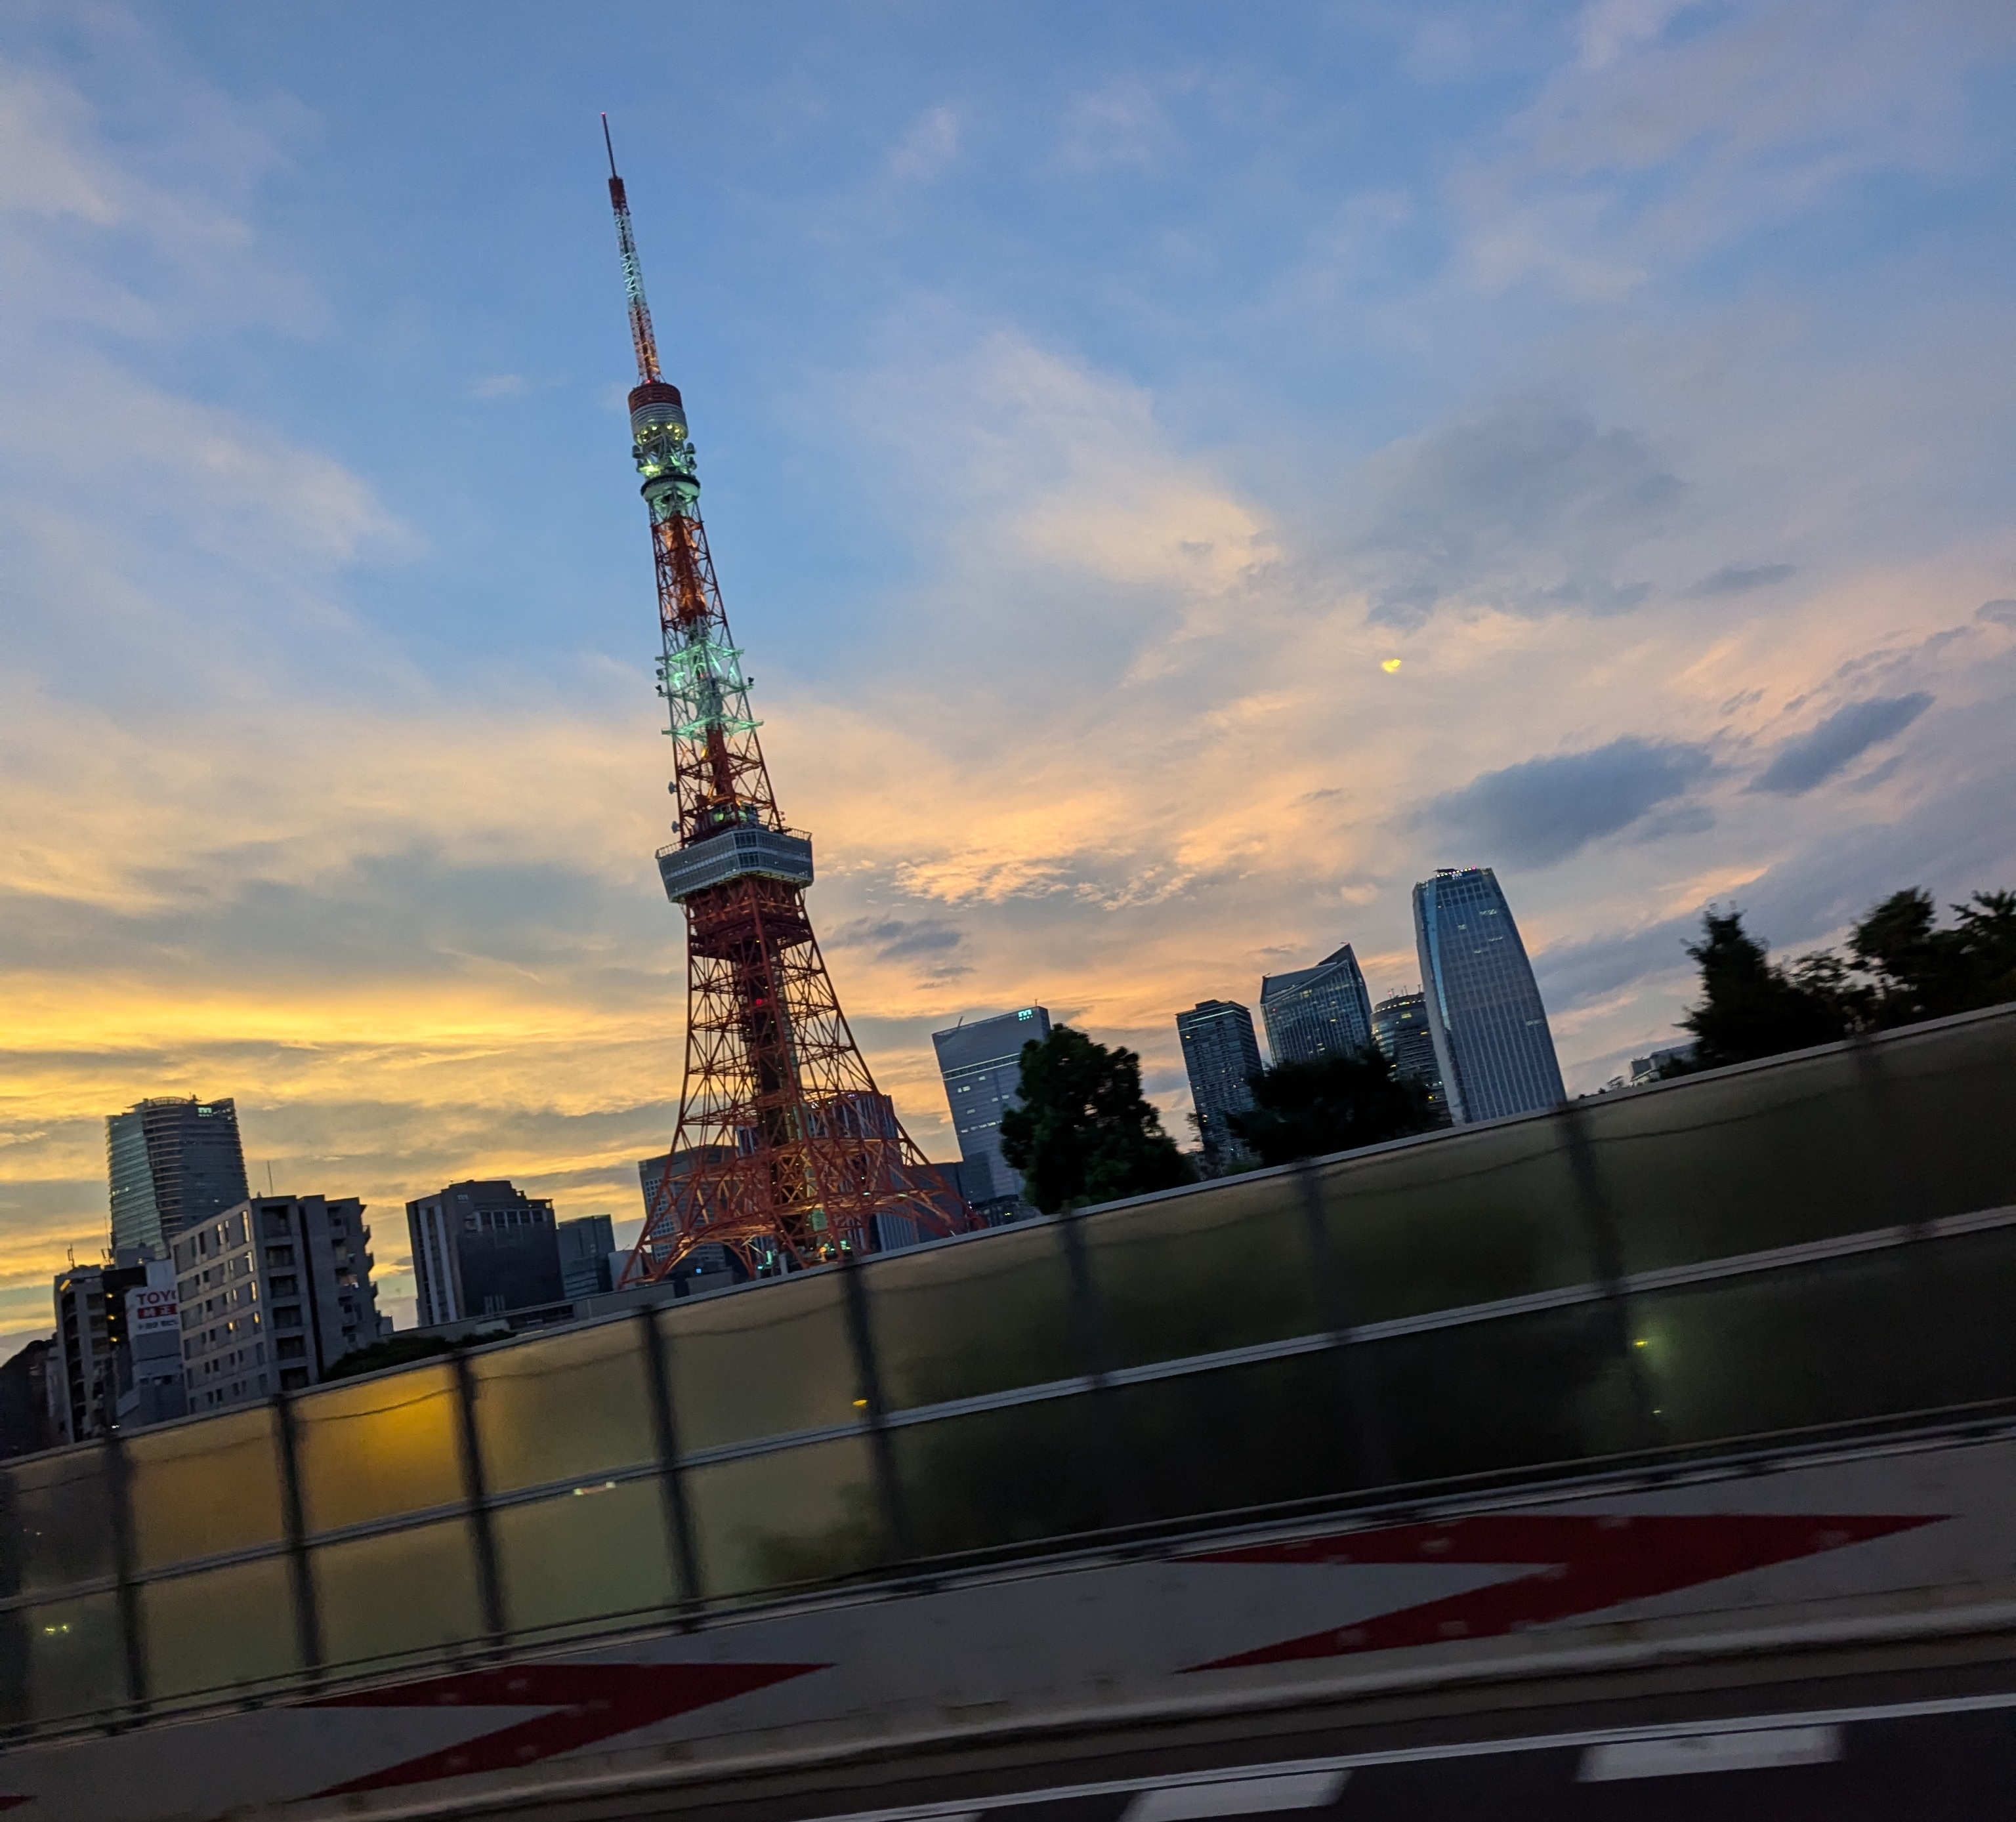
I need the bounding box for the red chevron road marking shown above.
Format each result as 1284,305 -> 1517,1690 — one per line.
1183,1511 -> 1942,1672
310,1659 -> 826,1796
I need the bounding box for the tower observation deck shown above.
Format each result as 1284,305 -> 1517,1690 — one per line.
601,121 -> 971,1281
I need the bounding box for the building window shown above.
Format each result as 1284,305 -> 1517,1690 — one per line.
276,1337 -> 307,1360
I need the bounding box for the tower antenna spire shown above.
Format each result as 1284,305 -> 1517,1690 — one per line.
600,114 -> 662,384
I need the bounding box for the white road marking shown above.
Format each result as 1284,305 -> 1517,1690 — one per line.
1124,1771 -> 1350,1821
794,1691 -> 2016,1822
1580,1724 -> 1843,1781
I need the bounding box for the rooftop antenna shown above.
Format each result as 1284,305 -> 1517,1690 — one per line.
600,112 -> 662,384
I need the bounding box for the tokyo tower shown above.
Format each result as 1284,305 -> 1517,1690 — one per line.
602,123 -> 973,1281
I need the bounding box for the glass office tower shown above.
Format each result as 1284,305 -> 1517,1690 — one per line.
1175,1000 -> 1263,1162
1259,943 -> 1376,1066
106,1096 -> 250,1257
932,1006 -> 1051,1220
1412,867 -> 1565,1124
1372,990 -> 1451,1125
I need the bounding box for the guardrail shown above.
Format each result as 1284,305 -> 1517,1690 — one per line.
3,1004 -> 2013,1741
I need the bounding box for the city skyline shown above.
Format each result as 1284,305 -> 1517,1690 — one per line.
3,3 -> 2014,1352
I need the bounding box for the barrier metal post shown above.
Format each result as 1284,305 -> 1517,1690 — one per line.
102,1432 -> 148,1722
1557,1100 -> 1662,1450
636,1305 -> 704,1613
839,1249 -> 910,1564
271,1390 -> 324,1682
449,1351 -> 507,1647
1055,1209 -> 1133,1530
1293,1159 -> 1393,1489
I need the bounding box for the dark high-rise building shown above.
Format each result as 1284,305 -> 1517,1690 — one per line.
634,1146 -> 746,1288
1176,1000 -> 1263,1163
0,1338 -> 54,1459
406,1181 -> 564,1326
175,1195 -> 386,1406
1372,990 -> 1451,1125
1259,944 -> 1376,1066
1412,867 -> 1565,1125
556,1213 -> 618,1299
50,1258 -> 148,1443
933,1006 -> 1051,1220
106,1096 -> 249,1257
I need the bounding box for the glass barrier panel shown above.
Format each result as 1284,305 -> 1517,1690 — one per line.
127,1408 -> 285,1571
14,1590 -> 124,1725
494,1479 -> 676,1637
1632,1225 -> 2016,1445
870,1225 -> 1079,1409
1860,1011 -> 2016,1223
1358,1302 -> 1639,1486
1085,1176 -> 1322,1370
685,1438 -> 884,1598
1316,1123 -> 1593,1323
471,1322 -> 657,1496
0,1446 -> 116,1598
891,1399 -> 1106,1558
1112,1354 -> 1363,1524
293,1364 -> 465,1535
663,1273 -> 859,1451
1587,1047 -> 1898,1274
141,1557 -> 297,1701
312,1518 -> 482,1671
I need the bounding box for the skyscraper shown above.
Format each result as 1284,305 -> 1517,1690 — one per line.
1372,990 -> 1451,1125
1176,1000 -> 1263,1163
406,1180 -> 565,1327
556,1214 -> 618,1299
1412,867 -> 1565,1124
1259,944 -> 1376,1066
106,1096 -> 249,1258
933,1006 -> 1051,1220
174,1195 -> 386,1405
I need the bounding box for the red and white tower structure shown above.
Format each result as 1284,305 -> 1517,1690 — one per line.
603,125 -> 971,1281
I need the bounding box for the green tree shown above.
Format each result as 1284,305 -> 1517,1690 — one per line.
998,1025 -> 1195,1213
1677,908 -> 1851,1067
1849,888 -> 2016,1025
1227,1047 -> 1436,1168
1677,890 -> 2016,1070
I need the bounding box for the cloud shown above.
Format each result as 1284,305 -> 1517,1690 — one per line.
1578,0 -> 1701,72
1418,736 -> 1715,867
469,373 -> 529,399
828,915 -> 967,964
1684,562 -> 1795,598
1455,1 -> 2013,297
1979,598 -> 2016,627
889,105 -> 961,181
1354,400 -> 1682,626
1056,72 -> 1191,171
1749,692 -> 1934,795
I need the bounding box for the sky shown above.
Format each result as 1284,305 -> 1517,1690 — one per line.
3,0 -> 2014,1348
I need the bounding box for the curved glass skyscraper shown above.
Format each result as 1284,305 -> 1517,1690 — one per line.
1412,868 -> 1564,1124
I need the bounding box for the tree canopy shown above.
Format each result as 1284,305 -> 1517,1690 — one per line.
1227,1046 -> 1437,1168
1679,887 -> 2016,1069
998,1025 -> 1195,1213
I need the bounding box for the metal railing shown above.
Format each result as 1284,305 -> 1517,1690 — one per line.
3,1004 -> 2014,1743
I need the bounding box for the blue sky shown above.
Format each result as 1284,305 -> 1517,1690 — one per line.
3,0 -> 2014,1341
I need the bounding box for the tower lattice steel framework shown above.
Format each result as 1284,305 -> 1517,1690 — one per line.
603,124 -> 972,1282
